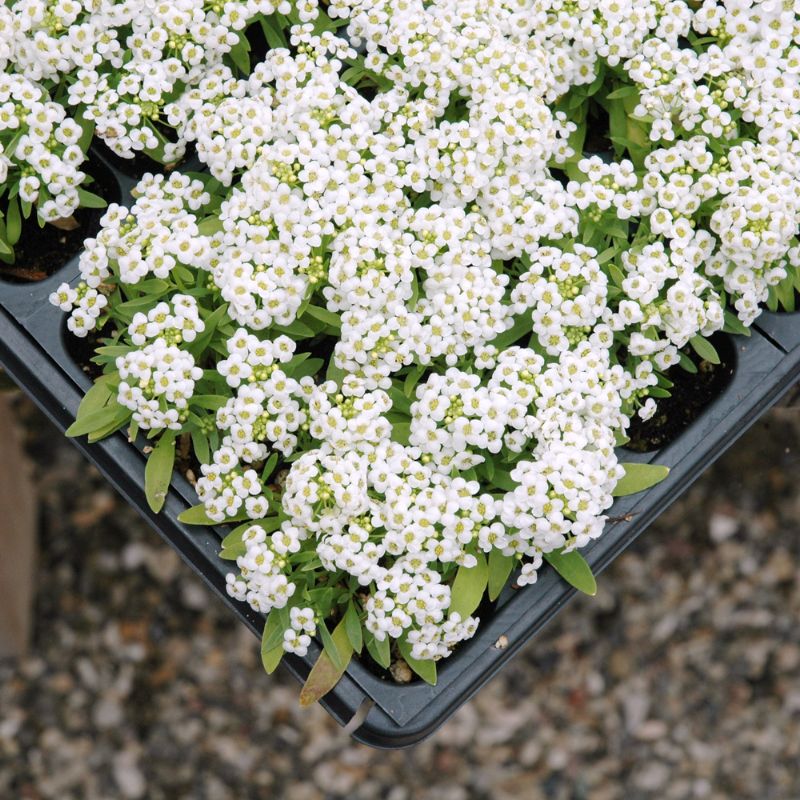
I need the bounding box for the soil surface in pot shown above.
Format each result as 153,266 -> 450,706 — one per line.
626,333 -> 736,453
92,140 -> 198,180
0,157 -> 120,284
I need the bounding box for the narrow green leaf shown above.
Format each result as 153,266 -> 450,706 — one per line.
317,619 -> 347,672
77,188 -> 107,209
403,364 -> 426,398
227,34 -> 251,74
491,314 -> 532,350
288,357 -> 324,380
86,408 -> 133,442
261,608 -> 287,674
190,394 -> 229,411
365,632 -> 391,669
613,462 -> 670,497
397,639 -> 437,686
487,549 -> 515,602
299,619 -> 353,706
188,304 -> 229,359
273,318 -> 315,338
177,503 -> 252,525
605,85 -> 639,100
303,304 -> 341,330
544,549 -> 597,596
197,216 -> 223,235
689,335 -> 721,365
262,452 -> 279,482
325,357 -> 347,387
144,432 -> 176,513
389,420 -> 411,446
260,15 -> 288,48
678,351 -> 698,374
190,428 -> 210,464
74,375 -> 115,420
66,403 -> 129,438
449,552 -> 488,619
344,601 -> 363,654
219,543 -> 246,560
6,197 -> 21,246
491,469 -> 517,492
387,386 -> 411,415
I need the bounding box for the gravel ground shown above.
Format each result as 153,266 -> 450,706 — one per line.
1,389 -> 799,800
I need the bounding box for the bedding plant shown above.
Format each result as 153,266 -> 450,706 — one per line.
8,0 -> 797,700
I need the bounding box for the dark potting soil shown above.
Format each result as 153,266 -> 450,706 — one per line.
626,333 -> 736,453
0,157 -> 120,284
63,323 -> 106,383
91,140 -> 197,180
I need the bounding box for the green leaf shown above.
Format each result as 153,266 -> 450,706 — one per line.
197,216 -> 223,235
73,375 -> 115,421
678,351 -> 698,374
86,408 -> 133,442
403,364 -> 426,398
491,469 -> 517,493
303,304 -> 341,330
228,33 -> 251,74
544,549 -> 597,596
722,310 -> 750,337
605,85 -> 639,100
177,503 -> 252,525
491,314 -> 532,350
188,304 -> 229,358
77,188 -> 107,209
487,549 -> 515,602
689,335 -> 720,365
299,619 -> 353,706
190,429 -> 210,464
260,14 -> 288,48
365,632 -> 391,669
273,318 -> 315,338
613,462 -> 670,497
144,432 -> 176,513
262,451 -> 279,482
449,552 -> 488,619
190,394 -> 229,411
606,262 -> 625,287
6,197 -> 21,246
261,609 -> 287,674
325,357 -> 347,387
317,618 -> 347,672
259,606 -> 290,655
219,542 -> 246,560
387,386 -> 411,415
65,403 -> 129,438
389,420 -> 411,446
397,639 -> 437,686
344,601 -> 363,654
220,522 -> 250,551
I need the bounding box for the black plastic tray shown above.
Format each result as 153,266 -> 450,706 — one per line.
1,148 -> 798,748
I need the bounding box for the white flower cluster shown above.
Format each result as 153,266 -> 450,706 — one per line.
53,171 -> 212,337
511,245 -> 608,356
50,0 -> 800,673
116,340 -> 203,430
226,522 -> 305,616
0,72 -> 87,220
216,329 -> 305,454
128,294 -> 205,346
1,0 -> 319,160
